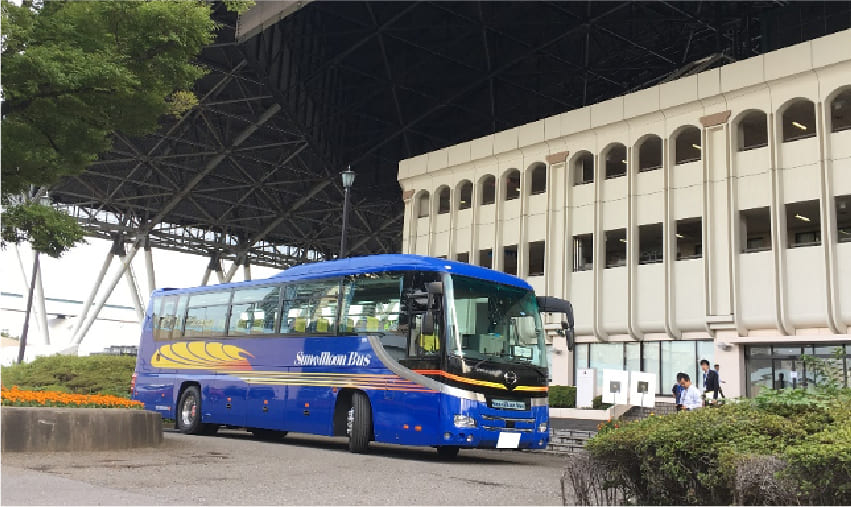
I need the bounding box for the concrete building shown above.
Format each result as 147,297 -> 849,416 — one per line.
397,29 -> 851,398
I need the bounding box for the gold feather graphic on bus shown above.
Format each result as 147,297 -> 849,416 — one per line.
150,341 -> 253,370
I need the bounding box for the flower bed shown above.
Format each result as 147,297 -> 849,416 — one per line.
1,385 -> 143,409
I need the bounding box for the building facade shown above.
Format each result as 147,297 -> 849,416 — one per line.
396,29 -> 851,398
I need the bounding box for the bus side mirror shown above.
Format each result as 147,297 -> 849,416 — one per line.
422,312 -> 435,336
562,321 -> 575,351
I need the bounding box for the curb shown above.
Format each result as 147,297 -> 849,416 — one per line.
1,407 -> 163,452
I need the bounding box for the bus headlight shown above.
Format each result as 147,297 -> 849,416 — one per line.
538,423 -> 548,433
453,415 -> 477,428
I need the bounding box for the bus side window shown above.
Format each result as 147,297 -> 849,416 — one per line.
154,295 -> 180,341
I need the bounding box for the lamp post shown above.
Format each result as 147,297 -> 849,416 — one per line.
339,167 -> 356,259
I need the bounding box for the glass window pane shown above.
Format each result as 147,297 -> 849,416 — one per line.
748,346 -> 771,357
574,343 -> 589,370
642,342 -> 661,393
188,291 -> 231,307
343,274 -> 404,333
662,341 -> 697,392
281,280 -> 340,334
773,346 -> 802,357
747,357 -> 772,397
228,286 -> 280,336
626,342 -> 641,372
697,340 -> 714,367
589,343 -> 624,392
184,305 -> 228,337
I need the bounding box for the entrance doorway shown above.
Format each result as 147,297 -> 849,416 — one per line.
772,359 -> 806,390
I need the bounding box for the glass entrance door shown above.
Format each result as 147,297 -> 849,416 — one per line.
772,359 -> 805,390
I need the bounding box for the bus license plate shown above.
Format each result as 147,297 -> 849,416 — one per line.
492,399 -> 525,410
496,432 -> 521,449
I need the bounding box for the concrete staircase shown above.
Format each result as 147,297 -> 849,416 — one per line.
619,401 -> 678,422
545,428 -> 597,454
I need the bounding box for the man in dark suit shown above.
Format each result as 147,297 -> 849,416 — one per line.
700,359 -> 720,405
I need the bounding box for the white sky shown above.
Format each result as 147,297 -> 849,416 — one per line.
0,237 -> 281,356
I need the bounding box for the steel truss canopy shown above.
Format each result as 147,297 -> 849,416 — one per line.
50,1 -> 851,268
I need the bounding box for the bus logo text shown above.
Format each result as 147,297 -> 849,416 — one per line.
294,351 -> 371,367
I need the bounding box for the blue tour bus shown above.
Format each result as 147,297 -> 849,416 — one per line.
132,254 -> 574,456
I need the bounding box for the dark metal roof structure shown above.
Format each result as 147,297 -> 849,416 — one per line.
51,1 -> 851,268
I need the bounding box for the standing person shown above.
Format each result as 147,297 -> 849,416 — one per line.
700,359 -> 720,406
714,364 -> 726,399
671,372 -> 686,411
679,374 -> 702,411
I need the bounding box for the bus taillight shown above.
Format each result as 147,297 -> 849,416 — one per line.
131,372 -> 137,395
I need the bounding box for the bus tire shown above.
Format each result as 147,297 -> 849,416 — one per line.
348,391 -> 372,453
176,385 -> 203,434
436,446 -> 460,459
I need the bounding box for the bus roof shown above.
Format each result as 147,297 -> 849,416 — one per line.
272,254 -> 532,288
154,254 -> 532,296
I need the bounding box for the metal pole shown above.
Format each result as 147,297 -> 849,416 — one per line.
200,266 -> 212,287
71,249 -> 113,340
243,262 -> 252,281
340,185 -> 352,259
34,260 -> 49,346
71,244 -> 139,345
123,257 -> 145,321
17,253 -> 39,364
144,240 -> 156,294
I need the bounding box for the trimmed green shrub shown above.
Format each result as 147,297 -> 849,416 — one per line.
549,385 -> 576,408
592,394 -> 613,410
1,355 -> 136,398
583,388 -> 851,505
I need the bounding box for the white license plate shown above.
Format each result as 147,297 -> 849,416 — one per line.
496,432 -> 521,449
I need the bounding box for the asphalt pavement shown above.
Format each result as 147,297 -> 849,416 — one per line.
1,429 -> 569,506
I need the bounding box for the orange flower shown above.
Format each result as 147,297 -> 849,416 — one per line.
1,386 -> 142,409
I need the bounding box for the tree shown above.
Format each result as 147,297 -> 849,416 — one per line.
1,0 -> 223,361
1,0 -> 218,194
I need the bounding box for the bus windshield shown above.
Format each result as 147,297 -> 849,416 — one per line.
447,274 -> 546,368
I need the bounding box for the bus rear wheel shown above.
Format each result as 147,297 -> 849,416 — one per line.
176,385 -> 203,434
347,391 -> 372,453
436,446 -> 460,459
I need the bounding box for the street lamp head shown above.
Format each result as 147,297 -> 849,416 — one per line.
341,168 -> 356,189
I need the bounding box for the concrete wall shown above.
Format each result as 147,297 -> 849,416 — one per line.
398,29 -> 851,397
2,407 -> 163,452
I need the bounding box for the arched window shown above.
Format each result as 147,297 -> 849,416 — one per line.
505,169 -> 520,201
417,192 -> 430,218
782,99 -> 816,142
437,186 -> 450,214
480,175 -> 496,205
737,110 -> 768,151
674,126 -> 701,165
637,136 -> 662,172
830,89 -> 851,133
457,181 -> 472,210
529,163 -> 546,195
604,144 -> 627,179
573,152 -> 594,185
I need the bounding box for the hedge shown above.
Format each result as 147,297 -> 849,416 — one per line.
1,355 -> 136,398
549,385 -> 576,408
582,389 -> 851,505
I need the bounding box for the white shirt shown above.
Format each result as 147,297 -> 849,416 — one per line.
681,384 -> 702,410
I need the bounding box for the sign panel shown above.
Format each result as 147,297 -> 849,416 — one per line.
602,369 -> 629,405
629,371 -> 657,408
576,368 -> 596,408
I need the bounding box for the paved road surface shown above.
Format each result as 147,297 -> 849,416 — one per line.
2,429 -> 568,505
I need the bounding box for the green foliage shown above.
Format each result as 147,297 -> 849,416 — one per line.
1,202 -> 85,257
1,0 -> 217,195
1,354 -> 137,398
784,423 -> 851,505
549,385 -> 576,408
592,394 -> 613,410
584,389 -> 851,505
223,0 -> 256,14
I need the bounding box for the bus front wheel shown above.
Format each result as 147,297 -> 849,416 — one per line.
176,385 -> 203,434
347,391 -> 372,453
